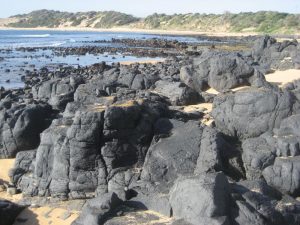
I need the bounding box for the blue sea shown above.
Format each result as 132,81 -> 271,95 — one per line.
0,30 -> 200,48
0,30 -> 201,89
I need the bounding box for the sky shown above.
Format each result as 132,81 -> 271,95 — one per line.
0,0 -> 299,18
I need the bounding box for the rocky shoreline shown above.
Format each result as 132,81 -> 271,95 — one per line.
1,35 -> 300,225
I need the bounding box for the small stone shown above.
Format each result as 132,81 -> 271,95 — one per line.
59,211 -> 72,220
43,209 -> 53,218
116,210 -> 124,216
7,187 -> 18,195
0,184 -> 6,192
30,203 -> 40,208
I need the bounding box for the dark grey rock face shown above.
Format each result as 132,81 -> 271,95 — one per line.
252,35 -> 299,71
241,191 -> 284,225
16,109 -> 105,198
233,200 -> 267,225
263,156 -> 300,196
231,179 -> 300,225
0,103 -> 54,158
195,126 -> 226,174
241,113 -> 300,181
141,119 -> 226,188
141,119 -> 203,186
9,150 -> 36,184
72,192 -> 122,225
169,172 -> 231,225
154,80 -> 201,106
212,88 -> 294,139
180,51 -> 267,92
242,133 -> 277,180
274,114 -> 300,157
206,53 -> 254,91
15,98 -> 164,199
126,191 -> 172,217
33,77 -> 83,110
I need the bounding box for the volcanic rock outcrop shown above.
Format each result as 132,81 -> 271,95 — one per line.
4,36 -> 300,225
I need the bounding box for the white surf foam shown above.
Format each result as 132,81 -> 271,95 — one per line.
18,34 -> 51,38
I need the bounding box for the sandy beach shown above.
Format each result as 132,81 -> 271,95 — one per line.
0,25 -> 260,37
1,25 -> 299,38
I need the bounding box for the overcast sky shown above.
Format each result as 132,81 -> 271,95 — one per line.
0,0 -> 300,18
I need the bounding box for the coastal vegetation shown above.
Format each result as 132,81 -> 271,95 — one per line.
3,10 -> 300,34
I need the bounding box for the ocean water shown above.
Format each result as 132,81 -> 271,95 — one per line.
0,30 -> 200,49
0,30 -> 201,89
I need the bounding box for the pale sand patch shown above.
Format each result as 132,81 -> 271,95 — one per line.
184,103 -> 214,126
0,158 -> 15,183
205,88 -> 219,95
0,158 -> 23,202
202,117 -> 214,126
13,207 -> 79,225
184,103 -> 213,113
265,69 -> 300,87
276,38 -> 300,43
0,192 -> 23,202
205,85 -> 250,95
232,86 -> 251,92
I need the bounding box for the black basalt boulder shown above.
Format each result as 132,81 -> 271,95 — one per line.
0,103 -> 54,158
